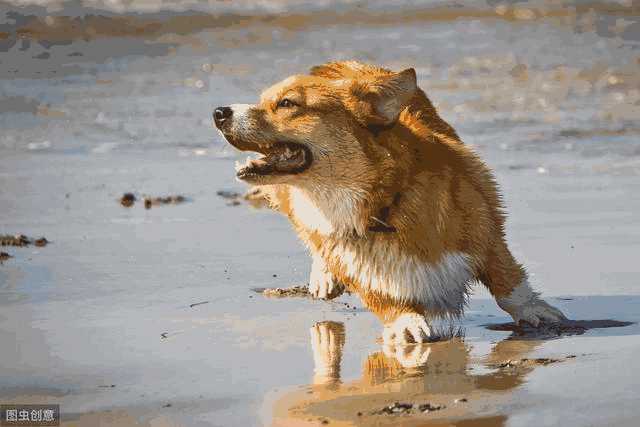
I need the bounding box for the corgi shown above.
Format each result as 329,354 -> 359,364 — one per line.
214,61 -> 566,344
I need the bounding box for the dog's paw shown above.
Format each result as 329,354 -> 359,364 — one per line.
309,259 -> 344,300
497,281 -> 567,327
382,343 -> 432,368
383,313 -> 432,345
508,299 -> 567,327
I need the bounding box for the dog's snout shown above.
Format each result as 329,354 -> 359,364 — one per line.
213,106 -> 233,128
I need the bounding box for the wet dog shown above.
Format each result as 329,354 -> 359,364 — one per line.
214,61 -> 566,344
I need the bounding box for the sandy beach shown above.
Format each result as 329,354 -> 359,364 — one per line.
1,1 -> 639,425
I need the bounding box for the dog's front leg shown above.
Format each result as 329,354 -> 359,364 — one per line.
309,254 -> 345,300
495,279 -> 567,327
360,293 -> 434,344
383,312 -> 433,345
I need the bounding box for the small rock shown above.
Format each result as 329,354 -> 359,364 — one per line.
455,398 -> 468,403
160,332 -> 169,339
120,193 -> 136,207
162,403 -> 172,408
0,252 -> 12,261
418,403 -> 444,413
375,402 -> 413,415
497,360 -> 518,368
216,190 -> 241,199
34,237 -> 49,247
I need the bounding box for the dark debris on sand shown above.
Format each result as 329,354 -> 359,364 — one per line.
489,355 -> 577,370
1,234 -> 49,247
144,195 -> 186,209
0,251 -> 12,262
372,401 -> 446,415
119,192 -> 187,208
418,403 -> 445,413
216,190 -> 241,199
216,190 -> 244,207
1,234 -> 30,246
34,237 -> 49,247
256,285 -> 311,298
374,402 -> 413,415
120,192 -> 136,207
217,188 -> 270,208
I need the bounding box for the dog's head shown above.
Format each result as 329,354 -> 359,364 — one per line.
214,61 -> 417,186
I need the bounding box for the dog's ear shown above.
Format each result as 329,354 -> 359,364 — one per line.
349,68 -> 417,126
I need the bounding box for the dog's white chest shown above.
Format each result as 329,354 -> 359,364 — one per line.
289,188 -> 335,234
289,187 -> 365,235
331,243 -> 473,317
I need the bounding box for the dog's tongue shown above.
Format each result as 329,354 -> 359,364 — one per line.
236,144 -> 307,177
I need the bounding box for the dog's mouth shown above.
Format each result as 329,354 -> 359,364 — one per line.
234,142 -> 312,180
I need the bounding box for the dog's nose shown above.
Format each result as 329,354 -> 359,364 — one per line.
213,106 -> 233,128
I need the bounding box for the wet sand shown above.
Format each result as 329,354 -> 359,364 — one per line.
1,1 -> 640,426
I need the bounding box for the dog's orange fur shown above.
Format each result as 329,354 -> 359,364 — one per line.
263,63 -> 519,311
217,61 -> 565,336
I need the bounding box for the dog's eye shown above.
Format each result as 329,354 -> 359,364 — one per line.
277,98 -> 296,109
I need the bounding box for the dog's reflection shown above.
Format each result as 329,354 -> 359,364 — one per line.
310,321 -> 346,387
311,320 -> 538,388
271,321 -> 545,426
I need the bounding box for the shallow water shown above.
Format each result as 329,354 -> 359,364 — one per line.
1,1 -> 640,426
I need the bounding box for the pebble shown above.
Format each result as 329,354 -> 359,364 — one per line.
418,403 -> 445,413
34,237 -> 49,247
120,193 -> 136,207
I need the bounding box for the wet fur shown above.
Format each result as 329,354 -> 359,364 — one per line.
218,61 -> 564,329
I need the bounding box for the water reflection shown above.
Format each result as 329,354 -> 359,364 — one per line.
271,320 -> 551,426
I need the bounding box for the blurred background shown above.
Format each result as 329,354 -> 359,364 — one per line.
1,0 -> 639,157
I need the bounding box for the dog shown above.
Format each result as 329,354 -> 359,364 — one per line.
214,61 -> 566,344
